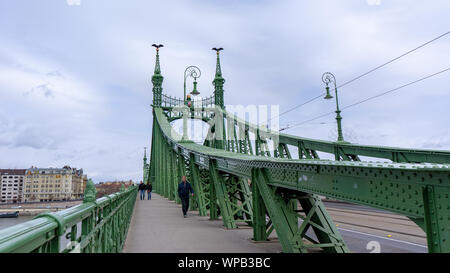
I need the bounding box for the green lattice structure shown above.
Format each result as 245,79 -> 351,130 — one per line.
0,180 -> 138,253
147,47 -> 450,253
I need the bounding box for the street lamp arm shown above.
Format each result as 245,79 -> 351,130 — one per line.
183,66 -> 202,105
185,66 -> 201,79
322,72 -> 346,143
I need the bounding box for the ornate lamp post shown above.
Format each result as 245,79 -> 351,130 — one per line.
184,66 -> 201,105
180,66 -> 201,142
322,72 -> 347,143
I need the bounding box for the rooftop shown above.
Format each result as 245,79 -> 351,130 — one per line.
0,169 -> 26,176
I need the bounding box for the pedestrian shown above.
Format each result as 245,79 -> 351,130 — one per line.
147,183 -> 152,200
138,181 -> 146,200
177,176 -> 194,218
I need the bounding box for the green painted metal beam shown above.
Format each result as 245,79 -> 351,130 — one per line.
147,49 -> 450,253
252,168 -> 348,253
209,160 -> 237,229
0,181 -> 138,253
189,154 -> 208,216
153,106 -> 450,252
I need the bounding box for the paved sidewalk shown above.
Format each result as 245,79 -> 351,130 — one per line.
122,193 -> 281,253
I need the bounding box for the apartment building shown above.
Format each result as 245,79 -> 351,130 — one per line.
0,169 -> 26,204
23,166 -> 87,203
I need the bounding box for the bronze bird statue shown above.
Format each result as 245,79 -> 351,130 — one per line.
152,44 -> 164,50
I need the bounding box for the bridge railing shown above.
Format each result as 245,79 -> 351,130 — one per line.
0,180 -> 138,253
161,92 -> 216,109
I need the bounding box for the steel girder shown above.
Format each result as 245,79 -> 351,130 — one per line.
422,185 -> 450,252
221,174 -> 253,226
220,107 -> 450,164
150,107 -> 450,252
209,160 -> 238,228
176,148 -> 187,204
274,143 -> 292,159
165,143 -> 176,201
159,105 -> 450,164
146,47 -> 450,252
189,153 -> 208,216
231,176 -> 253,224
149,114 -> 157,191
252,168 -> 348,253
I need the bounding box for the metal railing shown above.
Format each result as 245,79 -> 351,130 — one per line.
0,180 -> 138,253
161,93 -> 216,109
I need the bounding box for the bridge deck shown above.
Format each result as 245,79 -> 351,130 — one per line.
122,193 -> 281,253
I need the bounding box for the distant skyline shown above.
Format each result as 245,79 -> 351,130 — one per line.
0,1 -> 449,182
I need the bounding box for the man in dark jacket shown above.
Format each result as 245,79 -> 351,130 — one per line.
147,183 -> 152,200
138,181 -> 146,200
178,176 -> 194,217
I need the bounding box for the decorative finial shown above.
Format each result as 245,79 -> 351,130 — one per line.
83,179 -> 97,203
152,44 -> 164,75
212,47 -> 224,77
152,44 -> 164,51
212,47 -> 224,54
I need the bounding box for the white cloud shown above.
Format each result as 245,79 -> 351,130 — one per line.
66,0 -> 81,6
0,0 -> 449,183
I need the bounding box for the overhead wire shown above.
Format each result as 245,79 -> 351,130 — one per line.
280,67 -> 450,131
267,31 -> 450,125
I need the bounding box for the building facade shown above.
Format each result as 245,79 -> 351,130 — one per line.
0,169 -> 26,204
23,166 -> 86,203
96,181 -> 134,198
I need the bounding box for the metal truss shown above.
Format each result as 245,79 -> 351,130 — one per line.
147,49 -> 450,253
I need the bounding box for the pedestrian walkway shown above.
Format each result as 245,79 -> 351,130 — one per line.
122,193 -> 281,253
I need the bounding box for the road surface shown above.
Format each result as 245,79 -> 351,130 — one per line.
123,193 -> 427,253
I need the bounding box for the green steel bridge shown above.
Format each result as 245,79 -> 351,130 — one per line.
0,46 -> 449,253
145,46 -> 450,253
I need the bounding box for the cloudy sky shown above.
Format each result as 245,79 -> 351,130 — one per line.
0,0 -> 449,182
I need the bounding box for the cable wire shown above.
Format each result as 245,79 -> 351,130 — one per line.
268,31 -> 450,125
280,67 -> 450,132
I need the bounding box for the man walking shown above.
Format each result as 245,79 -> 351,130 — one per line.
138,181 -> 146,200
177,176 -> 194,217
147,183 -> 152,200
